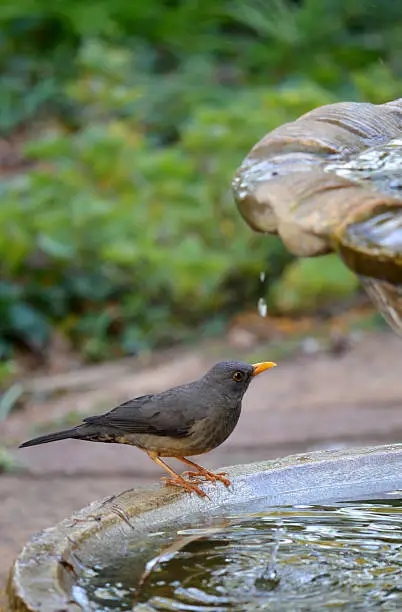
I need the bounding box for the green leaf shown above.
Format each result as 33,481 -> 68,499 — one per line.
0,383 -> 24,422
8,303 -> 51,348
37,234 -> 75,259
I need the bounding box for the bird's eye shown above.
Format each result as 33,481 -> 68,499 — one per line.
232,371 -> 243,382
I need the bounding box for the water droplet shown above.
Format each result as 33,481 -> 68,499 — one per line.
255,527 -> 283,589
258,297 -> 267,318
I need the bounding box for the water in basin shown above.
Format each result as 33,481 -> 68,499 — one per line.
73,497 -> 402,611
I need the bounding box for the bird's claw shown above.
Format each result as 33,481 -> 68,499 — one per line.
160,476 -> 209,499
182,469 -> 231,488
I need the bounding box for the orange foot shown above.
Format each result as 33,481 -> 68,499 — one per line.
160,475 -> 209,499
182,468 -> 231,488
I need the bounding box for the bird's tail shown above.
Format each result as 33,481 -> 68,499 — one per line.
19,427 -> 80,448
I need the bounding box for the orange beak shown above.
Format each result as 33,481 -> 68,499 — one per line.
251,361 -> 277,376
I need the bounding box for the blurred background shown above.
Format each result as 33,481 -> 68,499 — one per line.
2,0 -> 402,588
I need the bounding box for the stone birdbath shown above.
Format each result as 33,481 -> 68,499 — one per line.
7,98 -> 402,611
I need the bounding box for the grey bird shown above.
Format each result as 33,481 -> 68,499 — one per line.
19,360 -> 276,497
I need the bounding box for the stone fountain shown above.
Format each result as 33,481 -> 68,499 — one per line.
233,98 -> 402,333
6,98 -> 402,611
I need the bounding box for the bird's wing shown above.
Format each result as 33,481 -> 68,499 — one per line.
83,391 -> 196,438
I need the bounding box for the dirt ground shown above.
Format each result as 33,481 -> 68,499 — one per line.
2,329 -> 402,593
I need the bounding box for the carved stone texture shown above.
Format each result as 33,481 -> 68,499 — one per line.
233,99 -> 402,261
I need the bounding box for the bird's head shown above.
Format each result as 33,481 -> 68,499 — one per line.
203,360 -> 276,399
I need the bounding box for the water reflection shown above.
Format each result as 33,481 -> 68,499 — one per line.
77,499 -> 402,611
344,209 -> 402,252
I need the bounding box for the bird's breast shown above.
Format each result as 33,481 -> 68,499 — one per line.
185,401 -> 242,454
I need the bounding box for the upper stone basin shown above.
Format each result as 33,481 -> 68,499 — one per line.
232,98 -> 402,333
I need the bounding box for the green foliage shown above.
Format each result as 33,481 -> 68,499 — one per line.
2,0 -> 402,132
269,255 -> 360,315
0,383 -> 24,422
5,46 -> 326,359
1,1 -> 402,362
0,447 -> 19,474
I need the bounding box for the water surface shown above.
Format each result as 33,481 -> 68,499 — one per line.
74,498 -> 402,611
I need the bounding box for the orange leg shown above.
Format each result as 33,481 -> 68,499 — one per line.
146,451 -> 208,499
175,456 -> 231,488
